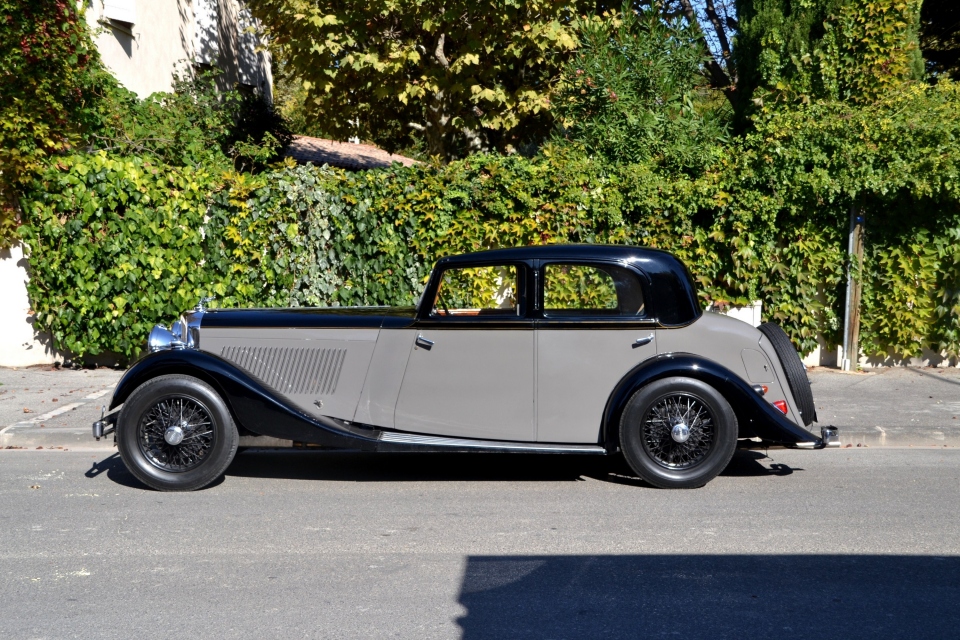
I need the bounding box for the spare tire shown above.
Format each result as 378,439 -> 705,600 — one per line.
757,322 -> 817,426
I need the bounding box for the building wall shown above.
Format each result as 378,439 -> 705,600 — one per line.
86,0 -> 272,101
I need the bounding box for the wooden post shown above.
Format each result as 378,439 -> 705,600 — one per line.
842,204 -> 865,370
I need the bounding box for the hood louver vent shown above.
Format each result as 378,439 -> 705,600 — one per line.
220,346 -> 346,396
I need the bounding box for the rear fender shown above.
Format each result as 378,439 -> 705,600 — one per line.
601,353 -> 818,450
110,350 -> 379,449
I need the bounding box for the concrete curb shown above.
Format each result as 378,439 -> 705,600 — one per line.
825,426 -> 960,448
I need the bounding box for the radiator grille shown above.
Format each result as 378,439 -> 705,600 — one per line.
220,346 -> 346,396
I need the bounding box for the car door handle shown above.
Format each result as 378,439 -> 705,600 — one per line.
632,333 -> 654,348
415,334 -> 434,351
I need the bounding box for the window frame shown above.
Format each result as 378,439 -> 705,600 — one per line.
416,260 -> 531,324
536,260 -> 658,325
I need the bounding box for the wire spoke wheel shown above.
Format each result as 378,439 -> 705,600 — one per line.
137,396 -> 216,473
640,393 -> 715,470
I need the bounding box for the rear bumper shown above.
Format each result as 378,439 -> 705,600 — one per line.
791,426 -> 841,449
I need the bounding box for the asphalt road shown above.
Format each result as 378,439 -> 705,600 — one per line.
2,447 -> 959,639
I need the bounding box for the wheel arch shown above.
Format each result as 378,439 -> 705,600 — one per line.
600,353 -> 819,450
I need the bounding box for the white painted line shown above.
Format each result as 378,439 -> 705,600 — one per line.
2,403 -> 86,433
0,386 -> 114,435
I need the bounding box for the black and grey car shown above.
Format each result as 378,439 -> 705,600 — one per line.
94,245 -> 839,491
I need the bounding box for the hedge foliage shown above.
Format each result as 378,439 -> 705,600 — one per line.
19,82 -> 960,364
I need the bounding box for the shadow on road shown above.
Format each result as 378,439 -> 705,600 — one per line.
221,449 -> 800,486
84,452 -> 225,491
84,449 -> 802,489
456,554 -> 960,639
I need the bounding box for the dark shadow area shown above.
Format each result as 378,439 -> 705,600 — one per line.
227,450 -> 604,483
907,366 -> 960,388
457,555 -> 960,639
85,453 -> 143,489
84,452 -> 224,491
721,449 -> 801,477
223,449 -> 799,486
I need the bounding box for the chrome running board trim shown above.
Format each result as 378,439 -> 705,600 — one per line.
378,431 -> 607,454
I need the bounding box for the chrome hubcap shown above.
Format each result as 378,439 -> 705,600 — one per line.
671,423 -> 691,443
164,424 -> 185,445
641,394 -> 715,469
137,397 -> 215,473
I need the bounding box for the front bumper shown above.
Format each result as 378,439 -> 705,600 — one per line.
92,410 -> 119,441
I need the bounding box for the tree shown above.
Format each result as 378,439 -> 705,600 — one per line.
920,0 -> 960,79
0,0 -> 109,236
734,0 -> 923,111
552,8 -> 729,170
246,0 -> 605,160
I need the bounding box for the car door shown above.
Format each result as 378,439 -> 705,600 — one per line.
536,261 -> 659,443
393,262 -> 535,441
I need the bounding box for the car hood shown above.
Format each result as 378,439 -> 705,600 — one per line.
200,306 -> 418,329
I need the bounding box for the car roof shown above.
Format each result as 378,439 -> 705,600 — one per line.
436,244 -> 677,266
434,244 -> 703,326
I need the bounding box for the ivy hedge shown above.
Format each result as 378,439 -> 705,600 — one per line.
18,84 -> 960,364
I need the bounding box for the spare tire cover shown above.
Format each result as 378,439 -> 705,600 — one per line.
757,322 -> 817,427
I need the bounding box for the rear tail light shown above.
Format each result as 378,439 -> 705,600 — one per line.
773,400 -> 789,415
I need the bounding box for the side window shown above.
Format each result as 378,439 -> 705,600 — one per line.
431,265 -> 519,317
543,263 -> 646,317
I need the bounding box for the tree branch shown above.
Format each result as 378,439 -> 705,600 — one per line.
435,33 -> 450,70
703,0 -> 732,66
676,0 -> 733,93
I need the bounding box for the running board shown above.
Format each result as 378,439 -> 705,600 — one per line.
377,431 -> 607,454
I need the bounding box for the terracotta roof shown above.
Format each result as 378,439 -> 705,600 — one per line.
284,135 -> 418,170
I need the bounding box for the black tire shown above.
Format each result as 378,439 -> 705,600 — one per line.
619,377 -> 738,489
117,374 -> 239,491
757,322 -> 817,426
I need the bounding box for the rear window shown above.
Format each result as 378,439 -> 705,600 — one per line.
542,263 -> 645,317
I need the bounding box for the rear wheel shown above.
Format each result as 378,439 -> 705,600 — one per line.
619,377 -> 737,489
117,374 -> 238,491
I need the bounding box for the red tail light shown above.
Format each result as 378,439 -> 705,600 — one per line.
773,400 -> 788,415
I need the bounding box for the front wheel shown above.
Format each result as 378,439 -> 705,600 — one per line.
117,374 -> 239,491
619,377 -> 737,489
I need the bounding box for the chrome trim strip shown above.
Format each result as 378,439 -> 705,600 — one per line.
378,431 -> 606,453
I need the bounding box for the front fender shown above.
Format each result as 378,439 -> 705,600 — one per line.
601,353 -> 819,449
110,350 -> 379,449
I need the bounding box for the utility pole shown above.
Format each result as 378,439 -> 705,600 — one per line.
841,203 -> 865,371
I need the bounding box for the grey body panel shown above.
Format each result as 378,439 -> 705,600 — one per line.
199,327 -> 379,422
394,329 -> 535,441
536,329 -> 657,443
741,348 -> 775,383
354,329 -> 416,428
655,312 -> 802,426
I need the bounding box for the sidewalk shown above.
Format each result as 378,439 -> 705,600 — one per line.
0,365 -> 958,452
0,366 -> 123,451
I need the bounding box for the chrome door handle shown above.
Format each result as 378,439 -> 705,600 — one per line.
632,333 -> 654,348
415,334 -> 434,351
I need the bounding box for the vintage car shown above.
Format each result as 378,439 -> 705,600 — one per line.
93,245 -> 839,491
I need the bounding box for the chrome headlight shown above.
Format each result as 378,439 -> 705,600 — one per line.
148,303 -> 206,353
148,325 -> 184,352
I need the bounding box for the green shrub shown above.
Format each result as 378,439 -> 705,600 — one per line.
19,82 -> 960,363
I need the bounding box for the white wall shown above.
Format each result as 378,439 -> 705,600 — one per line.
86,0 -> 272,100
0,246 -> 62,367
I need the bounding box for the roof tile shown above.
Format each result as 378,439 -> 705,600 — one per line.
284,135 -> 418,170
